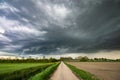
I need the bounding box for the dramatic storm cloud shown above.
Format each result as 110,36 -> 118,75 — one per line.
0,0 -> 120,56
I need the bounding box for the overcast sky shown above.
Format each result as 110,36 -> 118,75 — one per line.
0,0 -> 120,58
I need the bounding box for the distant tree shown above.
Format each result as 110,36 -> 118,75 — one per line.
60,57 -> 73,61
75,56 -> 82,60
80,56 -> 89,62
49,57 -> 58,62
116,59 -> 120,62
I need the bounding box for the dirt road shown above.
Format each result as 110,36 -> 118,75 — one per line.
50,62 -> 80,80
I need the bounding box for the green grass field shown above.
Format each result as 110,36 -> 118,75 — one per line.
0,63 -> 52,74
0,63 -> 55,80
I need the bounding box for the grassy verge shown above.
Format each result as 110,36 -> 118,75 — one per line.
29,62 -> 60,80
0,63 -> 52,80
66,63 -> 99,80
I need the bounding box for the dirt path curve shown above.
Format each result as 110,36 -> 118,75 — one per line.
50,62 -> 80,80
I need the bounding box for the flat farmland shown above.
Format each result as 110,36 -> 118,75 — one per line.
68,62 -> 120,80
0,63 -> 52,74
0,62 -> 55,80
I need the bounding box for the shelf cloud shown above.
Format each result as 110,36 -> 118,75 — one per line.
0,0 -> 120,56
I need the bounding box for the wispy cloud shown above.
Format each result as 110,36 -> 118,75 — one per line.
0,2 -> 19,13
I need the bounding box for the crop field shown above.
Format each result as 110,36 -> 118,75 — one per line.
67,62 -> 120,80
0,62 -> 59,80
0,63 -> 52,74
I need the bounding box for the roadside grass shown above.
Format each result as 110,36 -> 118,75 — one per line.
0,63 -> 53,80
0,63 -> 52,74
29,62 -> 60,80
66,63 -> 99,80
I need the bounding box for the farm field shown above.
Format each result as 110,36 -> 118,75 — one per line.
0,62 -> 56,80
0,63 -> 52,74
67,62 -> 120,80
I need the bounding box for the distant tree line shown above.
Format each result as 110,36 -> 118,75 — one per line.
0,56 -> 120,63
60,56 -> 120,62
0,58 -> 59,63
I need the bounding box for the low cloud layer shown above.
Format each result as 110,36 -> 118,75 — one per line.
0,0 -> 120,55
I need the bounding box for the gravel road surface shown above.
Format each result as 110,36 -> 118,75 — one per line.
50,62 -> 80,80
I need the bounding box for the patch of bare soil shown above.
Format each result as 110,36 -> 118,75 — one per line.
68,62 -> 120,80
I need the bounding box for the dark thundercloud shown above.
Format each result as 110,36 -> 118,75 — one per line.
0,0 -> 120,55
